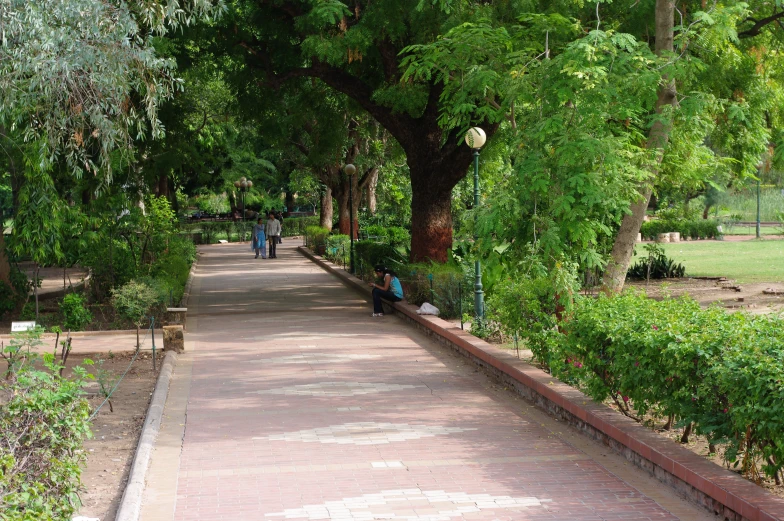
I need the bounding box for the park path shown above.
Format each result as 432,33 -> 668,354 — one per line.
140,240 -> 717,521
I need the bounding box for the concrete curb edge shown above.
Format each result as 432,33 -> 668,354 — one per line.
114,350 -> 178,521
297,245 -> 784,521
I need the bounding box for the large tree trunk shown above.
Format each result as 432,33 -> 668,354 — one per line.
410,182 -> 453,262
361,167 -> 379,215
336,175 -> 359,239
602,0 -> 677,293
320,187 -> 333,230
285,191 -> 295,214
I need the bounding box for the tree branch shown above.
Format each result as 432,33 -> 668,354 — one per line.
739,10 -> 784,38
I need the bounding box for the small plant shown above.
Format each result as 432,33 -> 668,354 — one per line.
59,293 -> 93,331
1,326 -> 44,379
111,280 -> 158,351
627,244 -> 685,281
94,359 -> 119,412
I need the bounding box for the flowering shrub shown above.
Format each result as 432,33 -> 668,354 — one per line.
553,293 -> 784,481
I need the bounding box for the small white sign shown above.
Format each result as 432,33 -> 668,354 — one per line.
11,321 -> 36,332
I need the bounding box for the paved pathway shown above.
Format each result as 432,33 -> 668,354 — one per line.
140,241 -> 717,521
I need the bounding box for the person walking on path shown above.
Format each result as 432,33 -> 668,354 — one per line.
368,264 -> 403,316
266,212 -> 281,258
251,218 -> 266,258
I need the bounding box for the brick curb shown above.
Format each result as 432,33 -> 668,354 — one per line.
298,245 -> 784,521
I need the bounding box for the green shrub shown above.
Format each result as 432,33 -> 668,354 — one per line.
0,281 -> 16,319
401,262 -> 467,319
283,216 -> 319,237
362,225 -> 410,247
305,226 -> 330,254
0,331 -> 91,520
353,241 -> 405,280
554,293 -> 784,481
59,293 -> 93,331
325,234 -> 350,266
111,280 -> 159,330
627,244 -> 685,280
640,218 -> 720,240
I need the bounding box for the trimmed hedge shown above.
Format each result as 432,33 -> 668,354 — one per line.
550,293 -> 784,481
640,218 -> 721,240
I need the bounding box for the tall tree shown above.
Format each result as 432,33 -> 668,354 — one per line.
206,0 -> 515,261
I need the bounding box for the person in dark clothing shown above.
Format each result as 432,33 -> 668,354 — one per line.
368,265 -> 404,317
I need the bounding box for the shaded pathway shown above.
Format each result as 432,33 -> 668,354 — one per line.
141,241 -> 717,521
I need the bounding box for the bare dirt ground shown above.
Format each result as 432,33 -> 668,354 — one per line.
625,277 -> 784,314
64,350 -> 162,521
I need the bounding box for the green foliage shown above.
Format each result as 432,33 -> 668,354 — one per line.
111,281 -> 159,329
0,328 -> 91,521
305,226 -> 330,255
362,225 -> 410,248
640,218 -> 721,240
0,282 -> 16,320
401,262 -> 466,319
59,294 -> 93,332
353,241 -> 406,280
487,261 -> 579,367
627,244 -> 686,280
553,293 -> 784,480
0,0 -> 220,180
193,192 -> 231,215
324,235 -> 350,266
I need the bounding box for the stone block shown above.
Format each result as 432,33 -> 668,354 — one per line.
163,325 -> 184,353
166,307 -> 187,330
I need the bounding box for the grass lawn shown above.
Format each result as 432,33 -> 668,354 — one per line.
635,239 -> 784,283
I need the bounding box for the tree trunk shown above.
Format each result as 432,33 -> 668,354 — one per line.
363,167 -> 379,215
319,187 -> 333,230
410,181 -> 453,263
0,232 -> 10,285
157,173 -> 169,198
601,0 -> 677,293
285,191 -> 295,214
336,175 -> 358,239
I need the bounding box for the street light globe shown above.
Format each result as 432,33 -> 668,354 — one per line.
234,181 -> 241,188
247,180 -> 253,188
464,127 -> 486,149
344,164 -> 357,176
240,180 -> 248,189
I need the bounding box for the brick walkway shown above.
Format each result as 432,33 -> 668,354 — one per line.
140,241 -> 717,521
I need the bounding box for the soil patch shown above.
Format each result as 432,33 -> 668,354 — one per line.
625,277 -> 784,314
65,350 -> 162,520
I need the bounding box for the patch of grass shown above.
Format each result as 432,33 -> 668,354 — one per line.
634,239 -> 784,283
722,225 -> 782,236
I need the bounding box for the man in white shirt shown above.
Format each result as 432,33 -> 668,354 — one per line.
265,212 -> 282,258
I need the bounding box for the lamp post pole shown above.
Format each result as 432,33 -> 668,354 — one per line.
464,127 -> 487,322
756,177 -> 761,239
233,177 -> 253,221
344,164 -> 357,274
472,148 -> 484,320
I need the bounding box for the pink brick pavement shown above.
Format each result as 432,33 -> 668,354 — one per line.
166,241 -> 711,521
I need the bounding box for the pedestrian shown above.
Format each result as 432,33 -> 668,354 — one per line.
266,211 -> 282,258
251,218 -> 266,259
368,265 -> 404,317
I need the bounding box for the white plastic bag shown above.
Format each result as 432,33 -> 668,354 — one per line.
417,302 -> 440,316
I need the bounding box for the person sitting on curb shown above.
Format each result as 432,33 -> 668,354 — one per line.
368,265 -> 404,317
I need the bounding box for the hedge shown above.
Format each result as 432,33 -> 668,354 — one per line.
640,218 -> 721,240
550,293 -> 784,481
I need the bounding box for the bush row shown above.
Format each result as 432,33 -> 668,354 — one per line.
640,218 -> 721,240
1,329 -> 91,520
183,216 -> 319,244
493,282 -> 784,480
303,227 -> 470,318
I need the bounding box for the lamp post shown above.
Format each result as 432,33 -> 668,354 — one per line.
464,127 -> 487,321
233,177 -> 253,220
344,164 -> 357,274
756,163 -> 763,239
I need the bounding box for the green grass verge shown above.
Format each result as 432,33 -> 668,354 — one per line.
635,239 -> 784,283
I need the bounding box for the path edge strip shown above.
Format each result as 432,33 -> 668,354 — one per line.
298,245 -> 784,521
114,350 -> 178,521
